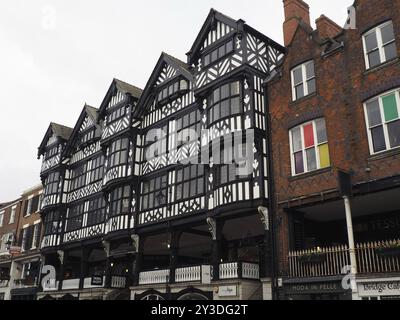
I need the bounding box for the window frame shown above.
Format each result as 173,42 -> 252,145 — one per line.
108,185 -> 131,217
43,211 -> 60,236
141,174 -> 168,211
107,138 -> 130,169
69,162 -> 88,192
175,165 -> 205,201
175,108 -> 201,148
289,118 -> 330,176
291,60 -> 316,101
87,155 -> 105,184
86,196 -> 107,226
362,20 -> 397,70
208,80 -> 241,125
9,206 -> 16,224
363,88 -> 400,155
66,202 -> 85,232
44,171 -> 60,198
0,211 -> 4,227
203,39 -> 235,68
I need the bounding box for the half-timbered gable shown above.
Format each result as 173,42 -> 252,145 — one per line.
38,123 -> 72,211
188,9 -> 285,93
61,105 -> 106,244
134,53 -> 206,226
38,123 -> 73,250
98,79 -> 142,237
99,78 -> 142,143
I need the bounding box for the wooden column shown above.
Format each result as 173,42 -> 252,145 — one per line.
79,247 -> 90,290
258,206 -> 272,277
132,235 -> 143,286
207,218 -> 223,281
168,231 -> 182,284
57,250 -> 66,291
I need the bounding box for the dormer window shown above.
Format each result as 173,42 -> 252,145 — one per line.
203,39 -> 234,67
157,79 -> 189,103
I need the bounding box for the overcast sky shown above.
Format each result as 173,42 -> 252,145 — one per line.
0,0 -> 352,202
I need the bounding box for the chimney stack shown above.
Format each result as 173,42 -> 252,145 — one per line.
283,0 -> 311,46
315,15 -> 342,40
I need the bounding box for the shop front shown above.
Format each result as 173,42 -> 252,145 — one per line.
283,277 -> 352,300
356,277 -> 400,300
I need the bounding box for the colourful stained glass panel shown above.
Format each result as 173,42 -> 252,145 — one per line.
294,151 -> 304,174
319,143 -> 330,168
303,123 -> 315,148
382,94 -> 398,122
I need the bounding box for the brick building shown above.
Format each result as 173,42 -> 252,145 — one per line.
266,0 -> 400,300
0,185 -> 43,300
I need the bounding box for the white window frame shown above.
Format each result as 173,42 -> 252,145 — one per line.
9,206 -> 16,224
363,88 -> 400,155
31,220 -> 41,250
21,225 -> 29,252
0,210 -> 4,227
291,60 -> 316,101
289,119 -> 329,176
362,20 -> 397,70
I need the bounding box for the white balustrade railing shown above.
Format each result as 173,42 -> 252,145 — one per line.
139,269 -> 170,285
111,276 -> 127,288
175,266 -> 201,283
242,263 -> 260,279
219,262 -> 239,279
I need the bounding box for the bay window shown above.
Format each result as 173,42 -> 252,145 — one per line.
208,81 -> 241,124
290,118 -> 331,175
141,175 -> 168,210
108,186 -> 130,217
144,124 -> 167,159
70,162 -> 87,191
291,60 -> 316,101
66,203 -> 85,232
175,165 -> 205,201
176,109 -> 201,147
87,155 -> 104,184
363,21 -> 397,69
44,172 -> 60,197
364,89 -> 400,154
87,196 -> 106,226
108,138 -> 129,168
43,211 -> 60,235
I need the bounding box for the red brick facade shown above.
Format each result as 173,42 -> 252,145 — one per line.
267,0 -> 400,274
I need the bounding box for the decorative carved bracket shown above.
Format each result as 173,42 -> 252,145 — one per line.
131,234 -> 140,254
57,250 -> 64,264
258,206 -> 270,231
102,240 -> 110,258
206,217 -> 217,241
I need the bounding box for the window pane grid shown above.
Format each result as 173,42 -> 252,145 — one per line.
290,119 -> 330,175
291,61 -> 316,101
365,90 -> 400,153
363,21 -> 397,69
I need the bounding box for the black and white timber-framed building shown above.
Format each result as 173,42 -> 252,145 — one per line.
36,9 -> 285,300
